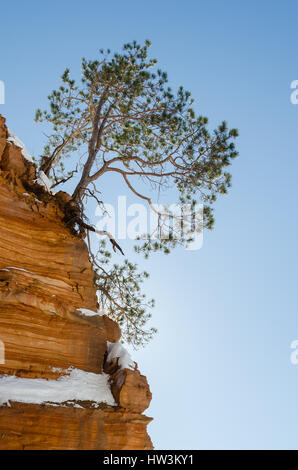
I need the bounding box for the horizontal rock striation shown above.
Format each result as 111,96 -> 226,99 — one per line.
0,403 -> 153,450
0,115 -> 153,449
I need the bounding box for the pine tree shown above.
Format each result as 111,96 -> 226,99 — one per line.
35,40 -> 238,347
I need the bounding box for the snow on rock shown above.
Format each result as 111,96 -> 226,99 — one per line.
0,368 -> 116,407
107,342 -> 135,370
7,129 -> 34,163
78,308 -> 105,317
6,129 -> 55,195
35,170 -> 56,195
6,130 -> 56,195
2,267 -> 32,273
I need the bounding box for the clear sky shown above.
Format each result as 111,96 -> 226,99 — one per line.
1,0 -> 298,450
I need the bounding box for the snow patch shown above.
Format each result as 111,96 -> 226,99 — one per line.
6,130 -> 56,195
7,129 -> 34,163
78,308 -> 105,317
107,342 -> 135,370
0,368 -> 116,407
2,266 -> 31,273
35,170 -> 56,195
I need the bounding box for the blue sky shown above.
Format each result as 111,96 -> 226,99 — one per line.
1,0 -> 298,449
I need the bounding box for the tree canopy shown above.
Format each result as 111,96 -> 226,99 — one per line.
35,40 -> 238,346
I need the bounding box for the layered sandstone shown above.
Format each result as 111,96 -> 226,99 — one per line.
0,115 -> 153,449
0,404 -> 152,450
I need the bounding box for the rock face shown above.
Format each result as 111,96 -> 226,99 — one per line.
0,404 -> 152,450
0,115 -> 153,450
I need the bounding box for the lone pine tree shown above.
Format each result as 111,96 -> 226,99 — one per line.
35,40 -> 238,346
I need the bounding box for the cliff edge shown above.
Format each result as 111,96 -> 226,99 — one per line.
0,115 -> 153,450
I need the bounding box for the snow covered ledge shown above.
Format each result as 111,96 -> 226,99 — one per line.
106,342 -> 135,370
104,342 -> 152,413
7,129 -> 34,163
0,341 -> 151,412
0,367 -> 116,408
4,127 -> 56,196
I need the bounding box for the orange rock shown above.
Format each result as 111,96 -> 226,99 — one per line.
110,368 -> 152,414
0,302 -> 108,378
0,403 -> 153,450
0,115 -> 7,158
0,114 -> 153,449
1,141 -> 28,177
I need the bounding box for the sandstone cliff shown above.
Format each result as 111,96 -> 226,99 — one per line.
0,115 -> 153,450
